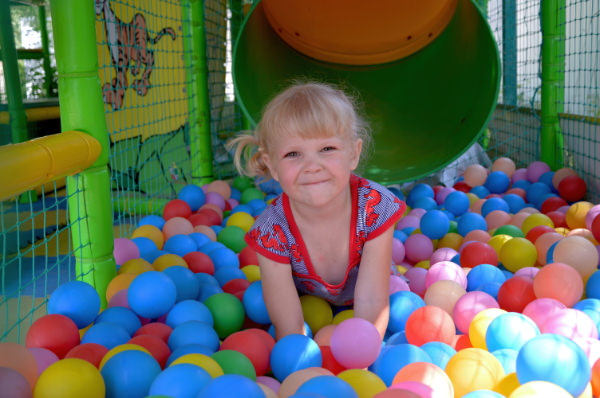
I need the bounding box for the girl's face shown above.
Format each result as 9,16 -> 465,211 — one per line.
263,132 -> 362,209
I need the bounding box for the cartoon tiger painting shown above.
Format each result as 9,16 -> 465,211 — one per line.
96,0 -> 176,110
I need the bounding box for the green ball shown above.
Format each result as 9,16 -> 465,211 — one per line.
240,187 -> 265,204
448,220 -> 458,234
493,224 -> 525,238
217,225 -> 247,253
233,176 -> 254,192
210,349 -> 256,381
203,293 -> 245,339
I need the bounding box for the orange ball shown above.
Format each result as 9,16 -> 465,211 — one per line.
423,280 -> 466,315
534,232 -> 563,266
162,217 -> 193,239
106,273 -> 136,302
313,324 -> 337,347
205,180 -> 232,200
565,201 -> 594,230
485,210 -> 512,231
405,306 -> 456,346
391,362 -> 453,397
118,258 -> 153,275
492,157 -> 516,177
463,229 -> 492,243
533,262 -> 583,307
278,367 -> 333,398
152,253 -> 188,272
194,225 -> 217,241
464,164 -> 489,187
132,224 -> 164,250
508,212 -> 530,229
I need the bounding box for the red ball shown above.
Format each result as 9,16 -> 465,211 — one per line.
320,345 -> 346,375
405,306 -> 456,346
546,211 -> 567,229
497,276 -> 536,312
540,196 -> 568,214
222,278 -> 251,296
188,212 -> 214,227
239,246 -> 259,267
133,322 -> 173,344
525,225 -> 556,244
25,314 -> 80,358
163,199 -> 192,220
453,334 -> 473,351
219,329 -> 271,376
65,343 -> 108,368
194,208 -> 222,226
183,251 -> 214,274
453,181 -> 471,193
558,175 -> 587,202
592,215 -> 600,243
460,241 -> 498,268
128,334 -> 171,369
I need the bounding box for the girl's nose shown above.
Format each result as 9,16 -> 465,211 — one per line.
302,152 -> 322,172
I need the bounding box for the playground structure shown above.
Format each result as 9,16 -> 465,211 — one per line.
0,0 -> 599,347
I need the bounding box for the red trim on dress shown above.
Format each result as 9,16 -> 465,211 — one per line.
244,234 -> 290,264
366,198 -> 406,241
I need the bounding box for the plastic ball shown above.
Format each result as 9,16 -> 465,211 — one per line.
541,308 -> 598,340
464,164 -> 489,187
497,276 -> 536,312
166,345 -> 216,366
404,234 -> 434,264
203,292 -> 245,339
33,358 -> 104,398
220,330 -> 271,377
388,291 -> 425,333
541,196 -> 568,214
552,235 -> 599,279
533,262 -> 583,307
95,306 -> 141,336
118,257 -> 154,276
485,210 -> 511,231
127,271 -> 177,319
485,171 -> 511,194
132,224 -> 165,252
423,280 -> 466,315
211,349 -> 257,380
298,295 -> 333,336
485,312 -> 540,352
296,375 -> 358,398
278,367 -> 333,397
499,237 -> 537,272
445,347 -> 505,396
64,343 -> 108,368
0,366 -> 32,398
0,342 -> 38,389
558,175 -> 587,202
100,350 -> 161,397
98,343 -> 151,370
468,308 -> 506,350
163,234 -> 197,257
170,353 -> 224,378
25,314 -> 80,358
166,299 -> 213,329
329,318 -> 381,369
444,190 -> 471,217
373,344 -> 431,387
163,199 -> 192,220
81,322 -> 131,350
521,213 -> 554,235
270,334 -> 322,382
178,184 -> 206,211
510,381 -> 573,398
48,280 -> 101,329
522,298 -> 566,330
217,225 -> 247,253
526,161 -> 551,182
466,264 -> 506,292
149,363 -> 211,397
566,201 -> 594,229
391,361 -> 453,397
419,210 -> 450,240
337,369 -> 386,397
113,238 -> 140,266
419,341 -> 456,370
405,305 -> 456,346
127,334 -> 170,369
453,291 -> 499,335
134,322 -> 173,344
516,333 -> 590,397
460,241 -> 498,268
492,157 -> 516,177
425,260 -> 467,289
163,217 -> 194,240
168,320 -> 220,352
457,213 -> 487,237
28,347 -> 59,375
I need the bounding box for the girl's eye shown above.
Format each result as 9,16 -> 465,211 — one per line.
284,151 -> 298,158
321,146 -> 336,152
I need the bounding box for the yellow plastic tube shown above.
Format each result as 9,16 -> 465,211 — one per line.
0,130 -> 101,200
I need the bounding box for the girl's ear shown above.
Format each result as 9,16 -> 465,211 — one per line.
262,151 -> 279,181
350,138 -> 363,171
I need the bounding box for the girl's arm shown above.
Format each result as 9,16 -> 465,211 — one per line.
257,253 -> 306,340
353,225 -> 394,339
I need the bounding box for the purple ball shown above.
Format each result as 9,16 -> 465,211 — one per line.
204,192 -> 226,211
436,187 -> 456,205
526,161 -> 551,183
404,234 -> 434,264
511,168 -> 528,183
113,238 -> 140,266
396,215 -> 421,231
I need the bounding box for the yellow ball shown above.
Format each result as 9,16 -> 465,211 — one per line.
337,369 -> 386,398
132,224 -> 164,250
241,265 -> 261,282
499,237 -> 537,272
494,372 -> 520,396
34,358 -> 105,398
438,232 -> 463,251
153,253 -> 188,271
565,201 -> 594,230
414,260 -> 430,269
99,344 -> 150,370
466,192 -> 480,206
332,309 -> 354,325
118,258 -> 153,275
488,234 -> 512,257
468,308 -> 506,350
300,295 -> 333,335
509,381 -> 573,398
226,211 -> 256,233
445,348 -> 505,397
521,213 -> 554,235
170,353 -> 224,378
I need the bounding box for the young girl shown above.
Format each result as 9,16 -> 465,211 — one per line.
229,82 -> 406,340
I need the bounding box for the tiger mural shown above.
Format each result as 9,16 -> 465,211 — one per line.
95,0 -> 176,110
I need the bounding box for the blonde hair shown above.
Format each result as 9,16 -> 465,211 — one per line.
228,81 -> 372,178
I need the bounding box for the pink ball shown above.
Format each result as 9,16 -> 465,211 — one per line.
511,168 -> 528,183
514,267 -> 539,280
0,367 -> 31,398
389,275 -> 410,295
204,191 -> 226,211
436,187 -> 455,205
257,376 -> 280,394
404,234 -> 434,264
28,347 -> 59,376
162,216 -> 194,239
425,261 -> 467,289
396,215 -> 421,231
390,381 -> 435,397
522,298 -> 566,330
392,239 -> 406,265
526,161 -> 551,183
574,337 -> 600,368
227,198 -> 240,209
408,208 -> 427,219
113,238 -> 140,266
452,291 -> 499,335
430,247 -> 458,265
404,267 -> 428,295
585,205 -> 600,230
330,318 -> 382,369
541,308 -> 599,339
107,289 -> 129,308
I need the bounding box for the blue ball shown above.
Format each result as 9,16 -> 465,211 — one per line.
387,186 -> 405,201
296,375 -> 358,398
229,204 -> 253,216
516,334 -> 590,397
197,284 -> 224,302
585,271 -> 600,299
467,264 -> 507,291
388,291 -> 425,334
189,232 -> 212,250
48,280 -> 100,328
502,193 -> 526,214
210,225 -> 223,235
385,331 -> 408,345
229,187 -> 242,201
166,344 -> 216,366
470,185 -> 490,198
247,198 -> 268,216
475,281 -> 502,299
242,281 -> 271,325
166,299 -> 213,329
138,215 -> 165,230
214,266 -> 247,286
101,350 -> 161,398
420,210 -> 450,240
526,182 -> 551,205
444,191 -> 470,216
178,184 -> 206,211
94,306 -> 141,336
164,234 -> 197,257
168,320 -> 220,352
512,179 -> 531,191
196,273 -> 220,288
163,265 -> 201,302
485,171 -> 511,194
421,341 -> 456,370
81,322 -> 130,349
132,237 -> 159,260
128,271 -> 177,319
407,183 -> 435,208
457,213 -> 487,237
200,241 -> 227,255
538,171 -> 556,190
485,312 -> 540,352
270,334 -> 322,382
412,196 -> 438,211
480,197 -> 510,217
207,247 -> 240,270
144,249 -> 167,264
197,374 -> 266,398
393,230 -> 408,243
149,363 -> 212,398
374,343 -> 432,386
492,348 -> 519,374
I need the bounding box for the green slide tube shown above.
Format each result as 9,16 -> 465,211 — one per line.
50,0 -> 116,307
233,0 -> 500,184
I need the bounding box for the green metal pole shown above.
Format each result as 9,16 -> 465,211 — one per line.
0,1 -> 28,144
541,0 -> 565,169
38,5 -> 53,98
183,0 -> 214,185
50,0 -> 116,308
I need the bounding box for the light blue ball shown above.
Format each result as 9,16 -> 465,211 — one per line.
462,391 -> 505,398
485,312 -> 540,352
128,271 -> 177,319
138,214 -> 166,229
149,363 -> 211,398
132,237 -> 159,260
420,210 -> 450,239
94,306 -> 141,336
101,350 -> 161,398
166,299 -> 213,328
81,322 -> 130,350
444,191 -> 470,216
491,348 -> 519,374
270,334 -> 322,382
48,280 -> 101,328
296,375 -> 358,398
242,281 -> 271,325
163,265 -> 200,302
467,264 -> 507,291
167,320 -> 220,352
374,343 -> 432,386
178,184 -> 206,211
388,291 -> 425,334
457,213 -> 487,237
421,341 -> 456,370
